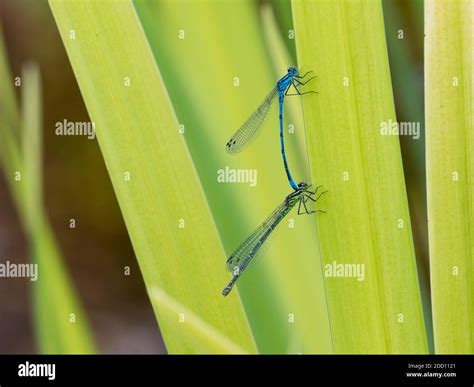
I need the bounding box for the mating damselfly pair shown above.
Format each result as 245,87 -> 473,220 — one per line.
222,67 -> 326,296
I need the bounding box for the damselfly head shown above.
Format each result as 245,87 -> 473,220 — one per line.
298,181 -> 309,190
287,66 -> 297,76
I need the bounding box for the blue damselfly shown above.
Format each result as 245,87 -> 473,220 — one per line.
226,67 -> 316,191
222,182 -> 325,296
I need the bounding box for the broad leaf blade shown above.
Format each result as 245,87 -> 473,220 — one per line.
49,0 -> 257,354
425,0 -> 474,354
292,0 -> 428,353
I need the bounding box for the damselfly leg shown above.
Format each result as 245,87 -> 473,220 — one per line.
294,71 -> 318,86
297,185 -> 327,215
295,70 -> 313,79
286,72 -> 318,96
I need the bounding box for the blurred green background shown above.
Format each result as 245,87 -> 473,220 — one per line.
0,0 -> 427,353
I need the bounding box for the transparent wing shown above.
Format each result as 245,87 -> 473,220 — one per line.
226,87 -> 278,154
226,193 -> 300,274
226,202 -> 285,272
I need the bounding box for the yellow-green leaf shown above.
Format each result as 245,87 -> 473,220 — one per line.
425,0 -> 474,354
292,0 -> 427,353
49,0 -> 257,354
